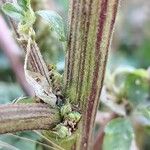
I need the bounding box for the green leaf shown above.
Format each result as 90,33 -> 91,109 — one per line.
43,130 -> 77,150
113,68 -> 150,105
141,106 -> 150,120
138,105 -> 150,123
36,10 -> 66,41
21,9 -> 36,29
1,2 -> 23,21
17,0 -> 31,10
0,131 -> 41,150
103,118 -> 134,150
0,82 -> 23,104
12,97 -> 36,104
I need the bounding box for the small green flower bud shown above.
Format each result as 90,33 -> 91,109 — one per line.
54,124 -> 71,138
65,111 -> 81,123
60,102 -> 72,117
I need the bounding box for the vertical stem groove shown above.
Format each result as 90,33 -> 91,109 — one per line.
64,0 -> 120,149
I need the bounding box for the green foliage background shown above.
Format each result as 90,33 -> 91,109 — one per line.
0,0 -> 150,150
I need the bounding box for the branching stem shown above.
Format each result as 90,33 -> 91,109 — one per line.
0,103 -> 60,134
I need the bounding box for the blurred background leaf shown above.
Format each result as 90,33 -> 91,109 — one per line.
103,118 -> 134,150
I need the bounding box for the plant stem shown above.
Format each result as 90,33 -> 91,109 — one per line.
95,112 -> 114,125
94,113 -> 118,150
0,15 -> 34,96
0,103 -> 60,134
1,0 -> 51,86
64,0 -> 120,149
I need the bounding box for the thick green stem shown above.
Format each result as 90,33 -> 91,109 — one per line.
64,0 -> 119,149
0,103 -> 60,134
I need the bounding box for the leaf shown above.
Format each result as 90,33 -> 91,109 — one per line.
113,68 -> 150,105
24,39 -> 56,107
36,10 -> 66,41
17,0 -> 31,10
12,97 -> 36,104
0,140 -> 19,150
100,87 -> 126,116
43,130 -> 77,150
103,118 -> 134,150
137,105 -> 150,126
1,2 -> 23,21
25,70 -> 57,107
21,9 -> 36,30
18,0 -> 35,29
0,82 -> 23,104
0,132 -> 41,150
139,106 -> 150,120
